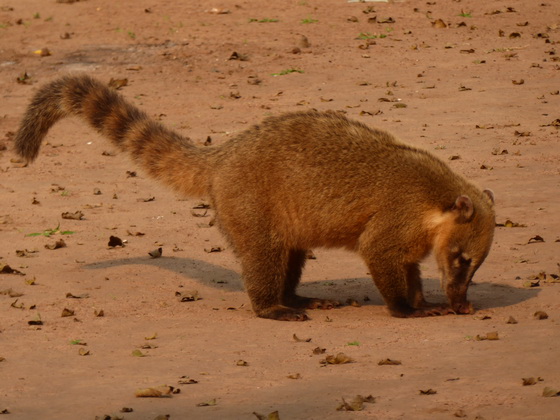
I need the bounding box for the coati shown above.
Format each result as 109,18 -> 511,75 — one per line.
14,75 -> 496,321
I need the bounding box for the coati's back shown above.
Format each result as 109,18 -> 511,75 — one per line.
211,111 -> 491,251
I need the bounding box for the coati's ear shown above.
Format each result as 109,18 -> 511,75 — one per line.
482,189 -> 495,205
452,195 -> 474,223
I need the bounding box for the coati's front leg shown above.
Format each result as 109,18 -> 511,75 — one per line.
365,259 -> 453,318
283,249 -> 340,310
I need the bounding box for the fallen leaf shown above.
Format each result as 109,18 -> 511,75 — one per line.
534,311 -> 548,320
45,239 -> 66,250
476,331 -> 499,341
132,349 -> 146,357
528,235 -> 544,244
33,48 -> 51,57
16,249 -> 39,258
496,219 -> 526,228
61,211 -> 84,220
0,264 -> 25,275
236,360 -> 249,366
1,288 -> 23,298
253,411 -> 280,420
120,408 -> 133,413
148,248 -> 162,258
378,358 -> 402,366
178,376 -> 198,385
432,19 -> 447,28
204,246 -> 223,253
136,196 -> 155,202
542,387 -> 560,397
293,333 -> 311,343
512,79 -> 525,85
61,308 -> 75,317
108,236 -> 124,247
522,377 -> 543,386
66,292 -> 89,299
108,78 -> 128,90
312,347 -> 326,355
176,290 -> 201,302
321,352 -> 354,365
287,373 -> 301,379
94,309 -> 104,317
145,333 -> 157,340
336,394 -> 375,411
419,389 -> 437,395
78,348 -> 90,356
135,386 -> 174,398
196,398 -> 217,407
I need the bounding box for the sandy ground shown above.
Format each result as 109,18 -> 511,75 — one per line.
1,0 -> 560,419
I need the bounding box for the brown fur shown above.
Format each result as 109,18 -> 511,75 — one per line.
14,75 -> 496,321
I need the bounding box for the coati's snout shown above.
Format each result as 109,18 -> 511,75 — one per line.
432,191 -> 495,314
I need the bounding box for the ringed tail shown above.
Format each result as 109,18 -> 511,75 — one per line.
14,74 -> 211,197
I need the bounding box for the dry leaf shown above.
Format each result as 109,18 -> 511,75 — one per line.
1,288 -> 23,297
432,19 -> 447,28
178,376 -> 198,385
78,348 -> 90,356
148,248 -> 162,258
533,311 -> 548,320
312,347 -> 326,355
542,387 -> 560,397
61,211 -> 84,220
321,352 -> 354,365
236,360 -> 249,366
336,395 -> 375,411
135,386 -> 174,398
94,309 -> 105,317
16,249 -> 39,258
287,373 -> 301,379
528,235 -> 544,244
176,290 -> 201,302
45,239 -> 66,250
132,349 -> 146,357
419,389 -> 437,395
61,308 -> 75,317
204,246 -> 223,253
496,219 -> 526,228
66,292 -> 89,299
196,398 -> 217,407
253,411 -> 280,420
522,377 -> 543,386
0,264 -> 25,275
108,78 -> 128,90
378,358 -> 402,366
108,236 -> 124,247
293,333 -> 311,342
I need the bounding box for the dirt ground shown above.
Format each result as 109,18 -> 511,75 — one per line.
1,0 -> 559,419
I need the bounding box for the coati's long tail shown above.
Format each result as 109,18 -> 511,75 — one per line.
15,75 -> 211,197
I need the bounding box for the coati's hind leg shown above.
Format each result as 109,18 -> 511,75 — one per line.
239,245 -> 309,321
283,249 -> 340,310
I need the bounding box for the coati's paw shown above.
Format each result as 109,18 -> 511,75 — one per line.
451,301 -> 475,315
389,305 -> 454,318
256,305 -> 309,321
286,295 -> 340,310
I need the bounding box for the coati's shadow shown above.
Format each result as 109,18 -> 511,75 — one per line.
84,256 -> 539,311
